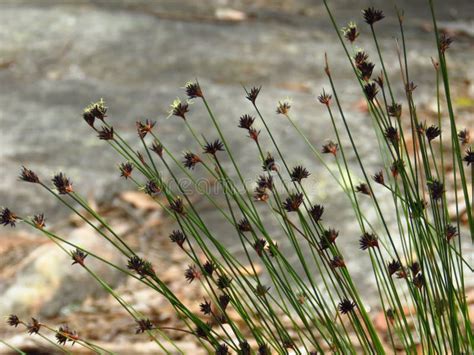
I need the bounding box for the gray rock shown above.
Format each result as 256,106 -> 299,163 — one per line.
0,225 -> 125,317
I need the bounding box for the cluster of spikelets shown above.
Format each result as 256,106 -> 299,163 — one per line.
2,2 -> 473,354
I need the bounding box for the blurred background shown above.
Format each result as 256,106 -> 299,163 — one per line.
0,0 -> 473,352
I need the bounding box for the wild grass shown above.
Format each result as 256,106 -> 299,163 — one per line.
2,1 -> 473,354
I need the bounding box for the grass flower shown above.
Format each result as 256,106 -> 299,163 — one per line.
0,208 -> 17,227
19,166 -> 40,183
52,172 -> 73,194
185,81 -> 203,99
342,22 -> 359,43
97,126 -> 114,140
290,165 -> 310,183
362,7 -> 384,25
246,86 -> 261,105
338,299 -> 356,314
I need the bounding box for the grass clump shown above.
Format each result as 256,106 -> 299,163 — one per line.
2,1 -> 473,354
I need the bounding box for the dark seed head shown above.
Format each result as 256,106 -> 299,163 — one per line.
83,110 -> 95,127
183,152 -> 202,169
248,128 -> 260,142
391,159 -> 404,178
372,170 -> 385,185
254,187 -> 269,202
322,141 -> 338,156
362,7 -> 385,25
217,274 -> 232,289
238,114 -> 255,130
354,51 -> 369,67
19,166 -> 40,183
237,218 -> 252,232
356,183 -> 371,196
185,81 -> 203,99
239,341 -> 251,355
253,238 -> 267,257
83,99 -> 107,126
413,273 -> 424,289
170,197 -> 186,215
145,180 -> 160,195
150,141 -> 164,157
215,344 -> 229,355
458,129 -> 470,145
445,224 -> 458,242
136,119 -> 156,139
318,89 -> 332,106
386,309 -> 396,321
309,204 -> 324,222
276,100 -> 291,115
343,22 -> 359,42
27,318 -> 41,335
258,344 -> 271,355
7,314 -> 20,327
359,61 -> 375,81
439,33 -> 453,54
388,259 -> 401,276
427,179 -> 444,201
262,153 -> 277,172
290,165 -> 310,183
172,100 -> 189,120
410,262 -> 420,276
0,208 -> 17,227
89,99 -> 107,120
97,126 -> 114,140
374,73 -> 384,88
119,162 -> 133,179
218,294 -> 230,310
136,318 -> 154,334
425,125 -> 441,142
359,232 -> 379,250
203,139 -> 224,155
52,172 -> 73,194
338,299 -> 356,314
137,151 -> 146,165
330,255 -> 345,269
169,230 -> 186,248
282,338 -> 295,349
255,284 -> 270,297
396,268 -> 408,279
384,126 -> 399,145
71,248 -> 87,266
127,256 -> 155,278
363,83 -> 378,101
406,81 -> 417,93
320,228 -> 338,250
246,86 -> 261,105
283,192 -> 304,212
203,260 -> 216,277
56,325 -> 78,346
388,103 -> 402,118
200,299 -> 212,315
32,214 -> 46,229
464,147 -> 473,166
257,175 -> 273,191
184,265 -> 201,283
